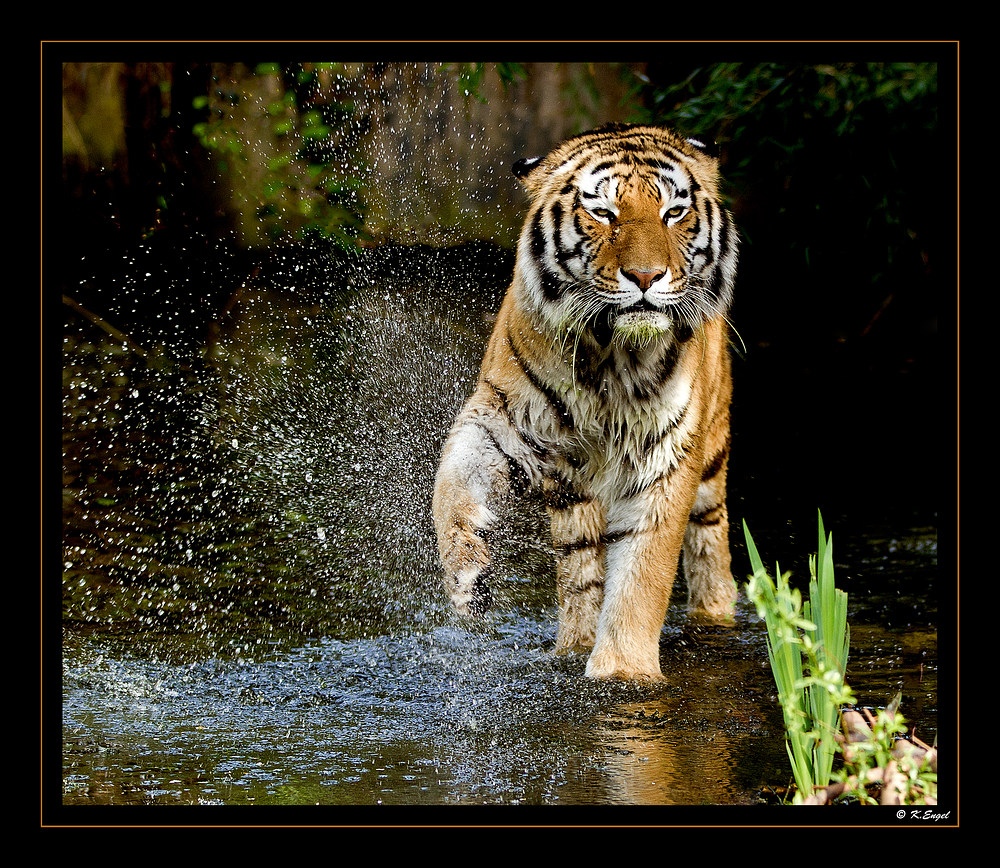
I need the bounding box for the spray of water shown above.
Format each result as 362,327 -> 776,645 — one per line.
210,251 -> 500,631
63,62 -> 529,657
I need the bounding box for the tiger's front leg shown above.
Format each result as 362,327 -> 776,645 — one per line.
431,406 -> 516,618
584,473 -> 698,680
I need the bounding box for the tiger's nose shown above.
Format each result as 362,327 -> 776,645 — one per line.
622,268 -> 665,291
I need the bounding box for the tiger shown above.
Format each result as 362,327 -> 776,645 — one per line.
431,123 -> 739,681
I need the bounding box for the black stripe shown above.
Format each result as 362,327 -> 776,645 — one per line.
541,484 -> 590,510
687,201 -> 733,311
587,312 -> 615,351
687,213 -> 702,242
529,208 -> 575,302
717,205 -> 733,258
642,157 -> 677,173
552,537 -> 604,558
689,503 -> 726,526
642,157 -> 700,195
638,406 -> 688,459
549,201 -> 565,259
529,209 -> 547,260
601,528 -> 634,547
618,466 -> 669,502
555,126 -> 705,171
465,564 -> 493,617
558,576 -> 605,598
591,157 -> 626,174
711,205 -> 733,276
506,325 -> 577,433
701,436 -> 731,482
690,196 -> 718,264
628,341 -> 682,403
573,337 -> 682,405
466,390 -> 529,497
551,201 -> 586,274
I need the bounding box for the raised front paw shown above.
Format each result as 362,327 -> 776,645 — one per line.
440,524 -> 493,618
448,564 -> 493,618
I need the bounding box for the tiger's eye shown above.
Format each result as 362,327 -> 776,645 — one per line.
591,208 -> 615,222
664,205 -> 686,222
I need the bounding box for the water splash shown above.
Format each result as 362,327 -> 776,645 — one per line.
211,253 -> 492,624
62,240 -> 523,657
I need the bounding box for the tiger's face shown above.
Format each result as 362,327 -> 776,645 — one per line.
514,125 -> 738,349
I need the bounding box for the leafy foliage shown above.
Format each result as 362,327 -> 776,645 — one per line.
192,62 -> 367,246
744,513 -> 938,805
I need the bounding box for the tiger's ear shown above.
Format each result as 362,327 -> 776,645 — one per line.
512,156 -> 542,178
512,155 -> 547,195
685,136 -> 718,158
682,130 -> 724,162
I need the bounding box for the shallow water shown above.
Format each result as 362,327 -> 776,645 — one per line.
61,612 -> 778,807
56,243 -> 942,816
60,584 -> 938,811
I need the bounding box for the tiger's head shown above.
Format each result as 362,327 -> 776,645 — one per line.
512,124 -> 738,350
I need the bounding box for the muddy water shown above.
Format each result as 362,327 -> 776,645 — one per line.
56,243 -> 941,816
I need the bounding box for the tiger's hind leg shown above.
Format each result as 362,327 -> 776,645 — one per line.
546,492 -> 606,654
682,460 -> 737,620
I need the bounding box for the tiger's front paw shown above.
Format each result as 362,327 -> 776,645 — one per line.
440,524 -> 493,618
448,564 -> 493,618
584,635 -> 664,682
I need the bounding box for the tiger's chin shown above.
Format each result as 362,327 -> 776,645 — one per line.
610,309 -> 674,350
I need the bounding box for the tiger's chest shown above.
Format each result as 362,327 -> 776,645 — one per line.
526,343 -> 697,494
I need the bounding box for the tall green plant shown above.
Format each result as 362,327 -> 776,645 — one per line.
803,513 -> 851,787
744,512 -> 853,802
